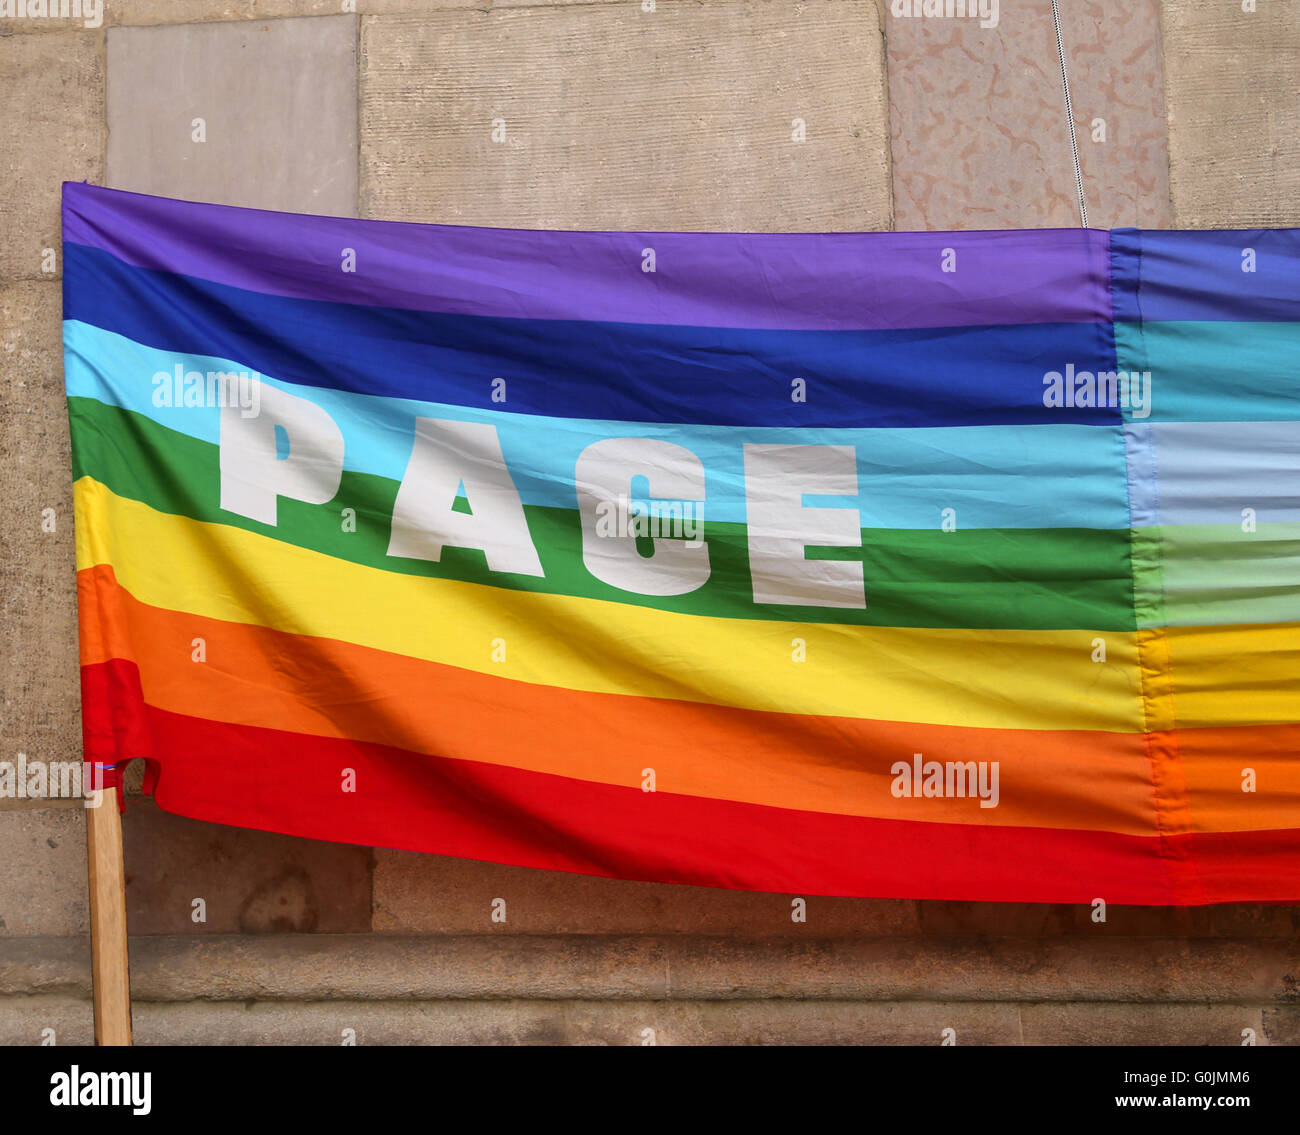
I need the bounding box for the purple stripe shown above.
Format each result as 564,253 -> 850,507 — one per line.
62,181 -> 1110,331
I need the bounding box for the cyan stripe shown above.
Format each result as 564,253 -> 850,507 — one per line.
64,319 -> 1134,530
1117,320 -> 1300,422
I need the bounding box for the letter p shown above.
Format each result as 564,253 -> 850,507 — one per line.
219,382 -> 344,526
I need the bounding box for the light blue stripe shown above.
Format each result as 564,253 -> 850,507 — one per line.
1151,421 -> 1300,526
64,319 -> 1132,529
1123,423 -> 1160,528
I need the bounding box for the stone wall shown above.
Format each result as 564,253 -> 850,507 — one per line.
2,0 -> 1298,1045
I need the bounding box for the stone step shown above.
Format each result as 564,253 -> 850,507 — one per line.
4,934 -> 1298,1004
2,993 -> 1293,1046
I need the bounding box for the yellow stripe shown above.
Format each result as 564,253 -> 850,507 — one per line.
1161,623 -> 1300,729
74,476 -> 1146,731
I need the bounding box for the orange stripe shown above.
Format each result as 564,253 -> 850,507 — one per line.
76,563 -> 1295,834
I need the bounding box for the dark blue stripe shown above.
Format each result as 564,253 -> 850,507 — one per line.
65,242 -> 1120,428
1112,228 -> 1300,324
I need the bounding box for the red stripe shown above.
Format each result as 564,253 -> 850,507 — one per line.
82,659 -> 1300,903
81,653 -> 151,783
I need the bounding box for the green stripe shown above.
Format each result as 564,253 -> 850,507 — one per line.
70,396 -> 1137,630
1144,522 -> 1300,627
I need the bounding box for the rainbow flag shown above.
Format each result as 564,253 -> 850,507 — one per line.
62,182 -> 1300,904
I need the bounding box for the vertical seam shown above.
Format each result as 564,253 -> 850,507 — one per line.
1114,230 -> 1204,906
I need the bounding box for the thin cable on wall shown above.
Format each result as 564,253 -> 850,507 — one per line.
1050,0 -> 1089,229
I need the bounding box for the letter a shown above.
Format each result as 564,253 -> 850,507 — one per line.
389,418 -> 543,576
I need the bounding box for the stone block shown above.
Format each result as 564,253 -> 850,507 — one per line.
373,849 -> 918,935
0,31 -> 103,280
0,810 -> 88,936
1261,1006 -> 1300,1047
0,994 -> 93,1046
106,14 -> 358,213
360,1 -> 891,230
128,996 -> 1021,1045
1161,0 -> 1300,226
122,799 -> 372,934
885,0 -> 1172,229
0,282 -> 80,779
1020,1002 -> 1268,1046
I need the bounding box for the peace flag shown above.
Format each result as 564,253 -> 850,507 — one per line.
63,182 -> 1300,903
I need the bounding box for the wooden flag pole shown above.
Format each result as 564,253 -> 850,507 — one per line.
86,771 -> 132,1045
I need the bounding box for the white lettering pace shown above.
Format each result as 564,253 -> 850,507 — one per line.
216,394 -> 869,607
